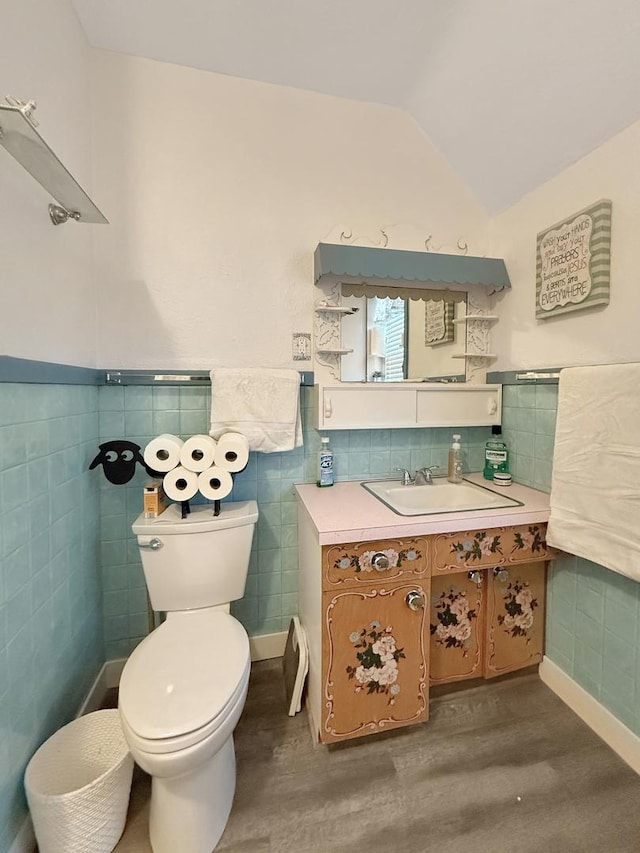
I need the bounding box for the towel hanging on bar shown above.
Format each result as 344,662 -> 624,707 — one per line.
547,363 -> 640,582
209,368 -> 303,453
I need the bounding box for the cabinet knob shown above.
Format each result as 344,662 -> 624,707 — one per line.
371,552 -> 390,572
493,567 -> 509,583
405,589 -> 425,611
467,570 -> 483,586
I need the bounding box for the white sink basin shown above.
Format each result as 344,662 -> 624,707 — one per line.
362,478 -> 523,516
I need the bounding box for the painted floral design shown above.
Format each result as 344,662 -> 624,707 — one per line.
497,580 -> 538,640
430,588 -> 477,653
334,547 -> 421,573
346,621 -> 405,704
450,531 -> 502,563
511,525 -> 545,555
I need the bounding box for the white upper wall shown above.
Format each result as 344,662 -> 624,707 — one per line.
0,0 -> 97,367
73,0 -> 640,214
491,118 -> 640,371
8,2 -> 638,374
91,51 -> 489,369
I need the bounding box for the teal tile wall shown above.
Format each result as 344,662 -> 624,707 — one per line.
504,380 -> 640,736
0,384 -> 102,852
98,384 -> 492,656
501,383 -> 558,492
5,374 -> 639,848
546,555 -> 640,733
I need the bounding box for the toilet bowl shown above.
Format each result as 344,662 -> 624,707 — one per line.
119,608 -> 251,852
119,499 -> 258,852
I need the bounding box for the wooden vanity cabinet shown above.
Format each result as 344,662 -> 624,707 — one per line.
298,506 -> 551,744
429,523 -> 549,686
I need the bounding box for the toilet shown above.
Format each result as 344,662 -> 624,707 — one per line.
118,499 -> 258,853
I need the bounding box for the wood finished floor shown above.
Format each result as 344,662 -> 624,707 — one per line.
112,660 -> 640,853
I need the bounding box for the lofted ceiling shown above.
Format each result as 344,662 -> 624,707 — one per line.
72,0 -> 640,213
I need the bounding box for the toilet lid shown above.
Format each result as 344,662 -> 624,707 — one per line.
119,610 -> 250,741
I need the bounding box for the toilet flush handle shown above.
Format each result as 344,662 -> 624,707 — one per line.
138,537 -> 163,551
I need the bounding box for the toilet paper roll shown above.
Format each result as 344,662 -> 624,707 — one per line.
144,434 -> 184,473
179,435 -> 218,473
163,466 -> 199,502
214,432 -> 250,473
198,467 -> 234,501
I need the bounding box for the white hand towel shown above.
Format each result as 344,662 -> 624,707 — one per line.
209,368 -> 303,453
547,363 -> 640,582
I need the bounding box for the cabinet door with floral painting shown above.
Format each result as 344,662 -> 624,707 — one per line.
321,582 -> 429,743
485,562 -> 546,678
430,573 -> 486,686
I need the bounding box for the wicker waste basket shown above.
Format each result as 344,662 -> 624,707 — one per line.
24,709 -> 134,853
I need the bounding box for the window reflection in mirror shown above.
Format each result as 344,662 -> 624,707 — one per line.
340,295 -> 467,382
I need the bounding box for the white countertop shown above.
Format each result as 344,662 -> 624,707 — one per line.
294,473 -> 550,545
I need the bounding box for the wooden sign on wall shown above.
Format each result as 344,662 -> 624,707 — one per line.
536,199 -> 612,320
425,299 -> 454,345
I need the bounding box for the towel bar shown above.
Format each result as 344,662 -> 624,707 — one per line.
104,370 -> 314,386
515,371 -> 561,381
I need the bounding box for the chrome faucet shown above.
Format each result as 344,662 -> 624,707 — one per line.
394,467 -> 415,486
414,465 -> 440,485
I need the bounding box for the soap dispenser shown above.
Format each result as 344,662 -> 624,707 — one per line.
448,434 -> 463,484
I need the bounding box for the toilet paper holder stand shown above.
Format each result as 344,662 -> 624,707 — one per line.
180,499 -> 221,519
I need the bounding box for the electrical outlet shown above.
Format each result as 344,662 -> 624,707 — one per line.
292,333 -> 311,361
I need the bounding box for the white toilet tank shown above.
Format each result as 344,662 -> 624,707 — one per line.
132,500 -> 258,612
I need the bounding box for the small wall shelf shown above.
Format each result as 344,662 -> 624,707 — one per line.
452,353 -> 497,359
316,348 -> 354,356
453,314 -> 498,325
315,304 -> 359,315
0,98 -> 108,225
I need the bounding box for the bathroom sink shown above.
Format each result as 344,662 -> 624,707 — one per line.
361,478 -> 523,516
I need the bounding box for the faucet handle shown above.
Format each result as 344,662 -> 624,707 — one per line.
414,465 -> 440,484
394,467 -> 414,486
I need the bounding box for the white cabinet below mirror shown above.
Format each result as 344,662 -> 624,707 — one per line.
315,383 -> 502,430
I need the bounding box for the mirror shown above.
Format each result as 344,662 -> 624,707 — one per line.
340,294 -> 467,382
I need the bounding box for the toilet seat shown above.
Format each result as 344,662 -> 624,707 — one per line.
119,609 -> 250,753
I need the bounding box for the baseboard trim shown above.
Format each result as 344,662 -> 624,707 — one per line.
104,657 -> 127,689
249,631 -> 287,661
539,656 -> 640,776
77,665 -> 110,716
8,816 -> 35,853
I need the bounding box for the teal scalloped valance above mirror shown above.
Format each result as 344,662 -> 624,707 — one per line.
314,243 -> 512,295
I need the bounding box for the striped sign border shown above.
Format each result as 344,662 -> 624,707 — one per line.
536,199 -> 612,319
